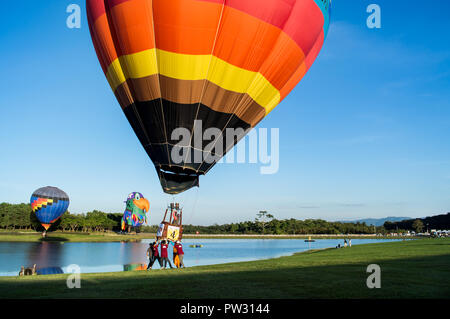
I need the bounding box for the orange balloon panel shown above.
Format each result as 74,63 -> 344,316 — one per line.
87,0 -> 331,194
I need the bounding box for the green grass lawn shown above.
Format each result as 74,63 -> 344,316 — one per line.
0,238 -> 449,299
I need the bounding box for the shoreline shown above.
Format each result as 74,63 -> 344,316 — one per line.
0,238 -> 402,277
0,231 -> 421,242
0,245 -> 326,278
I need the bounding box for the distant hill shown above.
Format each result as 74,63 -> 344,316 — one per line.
342,217 -> 413,226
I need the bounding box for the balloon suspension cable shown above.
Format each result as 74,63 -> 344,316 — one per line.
186,187 -> 200,226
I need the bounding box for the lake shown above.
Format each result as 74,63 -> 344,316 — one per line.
0,238 -> 401,276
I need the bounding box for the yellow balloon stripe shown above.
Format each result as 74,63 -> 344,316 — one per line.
105,48 -> 280,114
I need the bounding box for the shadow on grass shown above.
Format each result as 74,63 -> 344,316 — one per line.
1,253 -> 449,299
39,237 -> 69,242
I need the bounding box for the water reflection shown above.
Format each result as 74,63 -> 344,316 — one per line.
0,238 -> 403,276
26,242 -> 64,270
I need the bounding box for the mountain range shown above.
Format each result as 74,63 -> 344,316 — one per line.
342,217 -> 414,227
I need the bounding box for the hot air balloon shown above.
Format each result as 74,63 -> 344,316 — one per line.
121,192 -> 150,232
30,186 -> 70,234
87,0 -> 331,194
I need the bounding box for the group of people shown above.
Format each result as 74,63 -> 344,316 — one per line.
18,264 -> 36,276
146,239 -> 185,270
336,239 -> 352,249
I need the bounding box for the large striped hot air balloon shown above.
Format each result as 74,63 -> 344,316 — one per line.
87,0 -> 331,194
30,186 -> 70,231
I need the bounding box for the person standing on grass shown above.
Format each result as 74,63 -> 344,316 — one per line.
349,239 -> 352,247
160,240 -> 173,269
344,239 -> 347,248
174,240 -> 185,268
146,242 -> 154,270
148,241 -> 162,269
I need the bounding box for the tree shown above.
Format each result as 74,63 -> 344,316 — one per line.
412,219 -> 424,233
255,211 -> 274,234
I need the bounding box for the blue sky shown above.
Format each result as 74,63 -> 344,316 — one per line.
0,1 -> 449,225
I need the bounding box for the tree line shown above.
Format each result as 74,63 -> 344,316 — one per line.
182,219 -> 386,235
383,213 -> 450,233
0,203 -> 387,234
2,202 -> 446,234
0,203 -> 123,232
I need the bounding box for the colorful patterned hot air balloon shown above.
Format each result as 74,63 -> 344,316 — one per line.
87,0 -> 331,194
121,192 -> 150,231
30,186 -> 70,230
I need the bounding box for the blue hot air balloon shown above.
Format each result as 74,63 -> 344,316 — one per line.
30,186 -> 69,231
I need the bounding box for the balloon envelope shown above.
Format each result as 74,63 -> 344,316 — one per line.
30,186 -> 70,230
36,267 -> 64,275
87,0 -> 331,194
121,192 -> 149,230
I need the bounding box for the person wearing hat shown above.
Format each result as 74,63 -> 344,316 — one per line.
174,240 -> 185,268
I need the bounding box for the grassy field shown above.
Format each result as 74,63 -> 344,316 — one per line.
0,238 -> 448,299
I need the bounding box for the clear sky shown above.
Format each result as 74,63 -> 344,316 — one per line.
0,1 -> 449,225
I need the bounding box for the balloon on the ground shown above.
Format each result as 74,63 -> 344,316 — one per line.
30,186 -> 70,230
123,263 -> 147,271
87,0 -> 331,194
36,267 -> 64,275
121,192 -> 150,230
